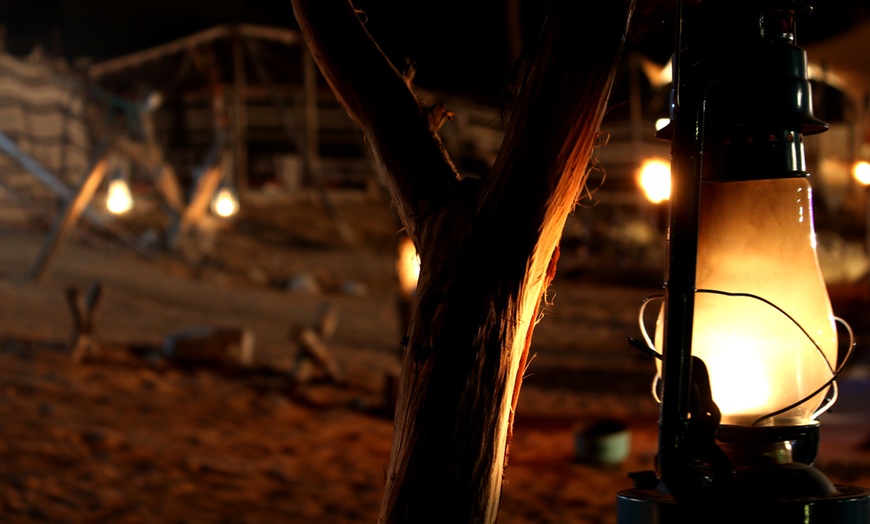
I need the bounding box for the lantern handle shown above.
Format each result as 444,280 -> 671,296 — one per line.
637,294 -> 664,352
811,316 -> 855,417
635,290 -> 854,423
638,287 -> 833,368
751,315 -> 855,427
697,288 -> 832,372
635,294 -> 666,403
693,288 -> 849,426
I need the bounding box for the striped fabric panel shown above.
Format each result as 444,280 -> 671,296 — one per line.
0,53 -> 92,205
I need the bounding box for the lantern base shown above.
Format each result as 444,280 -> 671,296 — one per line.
617,482 -> 870,523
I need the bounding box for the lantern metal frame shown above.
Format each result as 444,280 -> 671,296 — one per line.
617,1 -> 870,521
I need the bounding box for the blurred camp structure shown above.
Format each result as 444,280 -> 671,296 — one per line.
0,21 -> 867,283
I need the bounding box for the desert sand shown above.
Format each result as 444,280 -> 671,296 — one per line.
0,190 -> 867,523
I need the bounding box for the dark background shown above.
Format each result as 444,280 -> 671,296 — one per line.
1,0 -> 868,101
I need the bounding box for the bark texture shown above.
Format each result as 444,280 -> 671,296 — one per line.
290,1 -> 635,522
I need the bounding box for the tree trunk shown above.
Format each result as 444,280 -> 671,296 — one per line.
290,1 -> 635,522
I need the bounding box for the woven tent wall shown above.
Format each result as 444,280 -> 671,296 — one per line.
0,53 -> 92,222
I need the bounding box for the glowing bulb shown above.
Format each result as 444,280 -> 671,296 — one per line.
655,118 -> 671,132
638,158 -> 671,204
211,187 -> 239,218
106,179 -> 133,214
853,160 -> 870,186
397,236 -> 421,297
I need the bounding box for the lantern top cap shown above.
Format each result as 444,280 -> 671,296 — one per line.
667,0 -> 828,137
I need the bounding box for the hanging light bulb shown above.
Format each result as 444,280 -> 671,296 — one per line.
209,150 -> 240,219
106,178 -> 133,214
853,160 -> 870,185
210,186 -> 239,218
106,153 -> 133,215
637,158 -> 671,204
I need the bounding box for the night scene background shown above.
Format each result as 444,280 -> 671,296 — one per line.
0,1 -> 868,522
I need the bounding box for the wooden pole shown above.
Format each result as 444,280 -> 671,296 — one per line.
301,45 -> 320,186
292,1 -> 634,522
177,153 -> 226,236
89,24 -> 301,80
0,174 -> 54,227
0,130 -> 155,261
232,27 -> 249,194
140,102 -> 186,214
0,130 -> 75,200
29,155 -> 109,280
301,42 -> 358,245
66,282 -> 104,363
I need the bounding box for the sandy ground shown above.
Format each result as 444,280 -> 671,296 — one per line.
0,191 -> 868,523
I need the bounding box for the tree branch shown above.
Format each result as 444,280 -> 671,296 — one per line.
291,0 -> 461,242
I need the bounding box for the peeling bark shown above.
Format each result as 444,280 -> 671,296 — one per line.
290,1 -> 635,522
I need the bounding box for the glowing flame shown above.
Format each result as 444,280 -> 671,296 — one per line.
853,160 -> 870,186
638,158 -> 671,204
397,236 -> 420,297
700,334 -> 773,417
211,187 -> 239,218
106,179 -> 133,214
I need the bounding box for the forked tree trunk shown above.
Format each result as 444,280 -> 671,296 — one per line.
290,1 -> 635,522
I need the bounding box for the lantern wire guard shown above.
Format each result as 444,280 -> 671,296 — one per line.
616,0 -> 870,521
634,291 -> 853,427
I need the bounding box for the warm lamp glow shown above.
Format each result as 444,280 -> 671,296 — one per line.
397,236 -> 421,297
655,178 -> 837,427
211,187 -> 239,218
655,118 -> 671,132
638,158 -> 672,204
641,57 -> 673,89
702,341 -> 772,416
853,160 -> 870,186
106,179 -> 133,214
